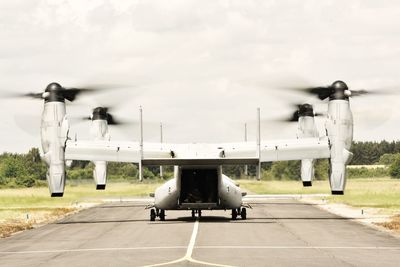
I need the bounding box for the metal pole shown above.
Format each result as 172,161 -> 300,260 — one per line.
139,106 -> 143,181
160,122 -> 164,179
244,123 -> 248,176
256,108 -> 261,181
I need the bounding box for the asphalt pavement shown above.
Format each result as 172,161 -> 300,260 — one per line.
0,197 -> 399,267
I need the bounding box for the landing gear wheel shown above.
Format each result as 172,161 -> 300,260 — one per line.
150,209 -> 156,221
198,210 -> 202,218
231,209 -> 237,220
159,210 -> 165,221
191,210 -> 195,218
240,208 -> 247,220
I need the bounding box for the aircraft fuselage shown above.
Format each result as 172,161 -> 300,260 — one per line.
154,165 -> 243,211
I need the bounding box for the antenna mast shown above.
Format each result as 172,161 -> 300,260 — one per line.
244,123 -> 248,176
256,108 -> 261,181
139,106 -> 143,181
160,122 -> 164,179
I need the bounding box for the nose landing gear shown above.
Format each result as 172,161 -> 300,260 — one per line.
191,209 -> 202,218
231,208 -> 246,220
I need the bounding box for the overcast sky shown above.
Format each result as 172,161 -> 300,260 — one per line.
1,0 -> 400,153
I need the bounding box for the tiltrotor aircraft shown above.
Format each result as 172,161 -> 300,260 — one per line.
25,80 -> 369,221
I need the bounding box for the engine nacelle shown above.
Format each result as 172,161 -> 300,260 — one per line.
297,106 -> 318,187
301,159 -> 314,187
41,102 -> 69,197
325,99 -> 353,194
93,161 -> 107,190
90,112 -> 109,190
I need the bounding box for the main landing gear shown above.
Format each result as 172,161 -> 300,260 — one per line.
150,208 -> 165,221
232,207 -> 246,220
191,209 -> 202,218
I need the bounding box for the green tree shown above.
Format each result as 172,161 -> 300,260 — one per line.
270,161 -> 301,180
314,159 -> 329,180
24,148 -> 47,180
389,156 -> 400,179
379,153 -> 400,165
0,156 -> 27,179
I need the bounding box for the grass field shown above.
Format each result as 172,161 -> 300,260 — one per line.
0,180 -> 163,209
1,177 -> 400,237
1,178 -> 400,212
0,180 -> 163,224
238,177 -> 400,211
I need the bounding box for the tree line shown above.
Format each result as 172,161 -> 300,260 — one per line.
350,140 -> 400,165
1,140 -> 400,188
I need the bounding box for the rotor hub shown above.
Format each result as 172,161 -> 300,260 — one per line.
45,82 -> 63,92
298,103 -> 314,117
44,82 -> 65,103
330,80 -> 349,100
92,107 -> 108,121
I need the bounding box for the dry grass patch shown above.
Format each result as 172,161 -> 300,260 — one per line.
0,222 -> 33,238
376,215 -> 400,232
0,207 -> 77,238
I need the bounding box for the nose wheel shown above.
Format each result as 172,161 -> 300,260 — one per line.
191,209 -> 202,218
150,209 -> 166,221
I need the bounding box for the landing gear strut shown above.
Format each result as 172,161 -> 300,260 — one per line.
150,208 -> 166,221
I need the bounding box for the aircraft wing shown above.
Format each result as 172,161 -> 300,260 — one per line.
258,137 -> 330,162
218,137 -> 330,162
65,140 -> 173,163
65,137 -> 330,164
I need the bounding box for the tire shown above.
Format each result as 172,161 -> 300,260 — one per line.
160,210 -> 165,221
241,208 -> 247,220
150,209 -> 156,221
231,209 -> 237,220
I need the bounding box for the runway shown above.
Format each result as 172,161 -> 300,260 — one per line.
1,197 -> 400,267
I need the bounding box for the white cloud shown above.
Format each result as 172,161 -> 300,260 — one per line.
0,0 -> 400,152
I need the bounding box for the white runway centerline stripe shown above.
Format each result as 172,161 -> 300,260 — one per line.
185,218 -> 199,258
142,218 -> 236,267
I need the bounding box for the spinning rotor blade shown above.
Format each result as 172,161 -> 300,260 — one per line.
89,106 -> 131,126
291,80 -> 398,100
273,103 -> 326,123
286,111 -> 299,122
348,89 -> 368,97
62,84 -> 124,102
23,92 -> 44,99
61,88 -> 92,102
1,92 -> 43,99
106,114 -> 124,125
3,82 -> 121,103
303,86 -> 333,100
